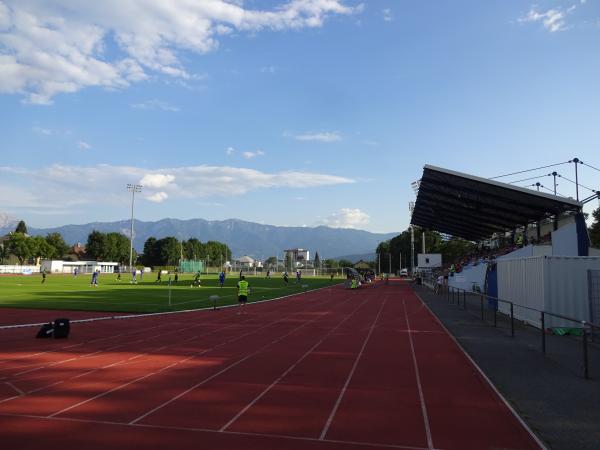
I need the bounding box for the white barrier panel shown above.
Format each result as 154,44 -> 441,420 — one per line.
498,256 -> 600,328
0,265 -> 40,274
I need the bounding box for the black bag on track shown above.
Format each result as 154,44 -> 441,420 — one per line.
36,322 -> 54,338
53,318 -> 70,338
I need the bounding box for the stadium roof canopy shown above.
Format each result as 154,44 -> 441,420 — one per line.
411,165 -> 583,241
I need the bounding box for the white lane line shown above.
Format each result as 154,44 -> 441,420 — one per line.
46,311 -> 278,418
4,381 -> 24,395
49,304 -> 326,419
128,303 -> 339,425
413,289 -> 548,450
24,317 -> 243,397
0,282 -> 337,367
0,321 -> 173,366
220,293 -> 372,431
402,299 -> 434,450
319,293 -> 388,440
0,412 -> 433,450
9,318 -> 228,378
5,295 -> 309,403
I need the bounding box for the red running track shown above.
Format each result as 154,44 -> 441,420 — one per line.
0,281 -> 545,450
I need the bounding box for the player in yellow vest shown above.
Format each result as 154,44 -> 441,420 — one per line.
237,276 -> 249,314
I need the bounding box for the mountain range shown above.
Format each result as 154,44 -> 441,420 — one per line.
0,216 -> 398,261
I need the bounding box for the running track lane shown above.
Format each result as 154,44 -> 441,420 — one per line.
0,287 -> 348,416
0,282 -> 544,450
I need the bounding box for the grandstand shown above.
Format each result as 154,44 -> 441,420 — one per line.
411,164 -> 600,328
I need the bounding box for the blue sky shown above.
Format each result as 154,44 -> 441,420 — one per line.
1,0 -> 599,232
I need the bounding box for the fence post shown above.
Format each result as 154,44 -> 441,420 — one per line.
541,312 -> 546,354
510,303 -> 514,337
480,294 -> 484,321
463,290 -> 466,310
452,287 -> 455,304
494,307 -> 497,327
447,285 -> 450,302
583,322 -> 589,380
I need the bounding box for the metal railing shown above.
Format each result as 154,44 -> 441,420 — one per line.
423,276 -> 599,379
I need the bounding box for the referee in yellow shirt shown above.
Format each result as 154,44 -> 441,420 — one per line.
237,276 -> 249,314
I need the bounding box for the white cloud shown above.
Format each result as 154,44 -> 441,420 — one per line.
362,139 -> 379,146
321,208 -> 369,229
242,150 -> 265,159
140,173 -> 175,188
382,8 -> 393,22
226,146 -> 236,156
0,164 -> 353,211
519,6 -> 574,32
0,1 -> 360,104
260,65 -> 277,73
287,131 -> 342,142
77,140 -> 91,150
131,99 -> 180,112
146,191 -> 168,203
32,126 -> 52,135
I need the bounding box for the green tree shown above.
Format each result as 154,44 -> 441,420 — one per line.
86,230 -> 106,260
338,258 -> 353,268
142,237 -> 159,266
29,235 -> 54,263
104,232 -> 132,263
45,232 -> 69,259
264,256 -> 278,269
15,220 -> 28,234
590,206 -> 600,248
383,227 -> 475,273
204,241 -> 231,265
323,258 -> 338,269
0,243 -> 8,264
8,233 -> 32,264
183,238 -> 203,260
285,252 -> 293,271
157,237 -> 181,266
86,230 -> 133,262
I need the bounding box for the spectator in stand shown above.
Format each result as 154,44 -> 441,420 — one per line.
435,274 -> 443,294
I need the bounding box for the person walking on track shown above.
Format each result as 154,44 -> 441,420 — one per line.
237,275 -> 249,314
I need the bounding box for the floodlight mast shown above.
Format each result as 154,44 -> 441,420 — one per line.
126,184 -> 142,270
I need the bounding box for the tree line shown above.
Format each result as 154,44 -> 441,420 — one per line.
141,237 -> 231,267
376,227 -> 476,273
0,221 -> 70,264
0,220 -> 232,267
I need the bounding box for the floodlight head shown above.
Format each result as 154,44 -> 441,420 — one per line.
127,183 -> 143,192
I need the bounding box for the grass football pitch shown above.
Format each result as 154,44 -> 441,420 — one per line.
0,273 -> 341,314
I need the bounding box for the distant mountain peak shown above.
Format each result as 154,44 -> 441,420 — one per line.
0,217 -> 398,260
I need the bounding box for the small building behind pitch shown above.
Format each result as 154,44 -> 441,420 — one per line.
41,260 -> 119,274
